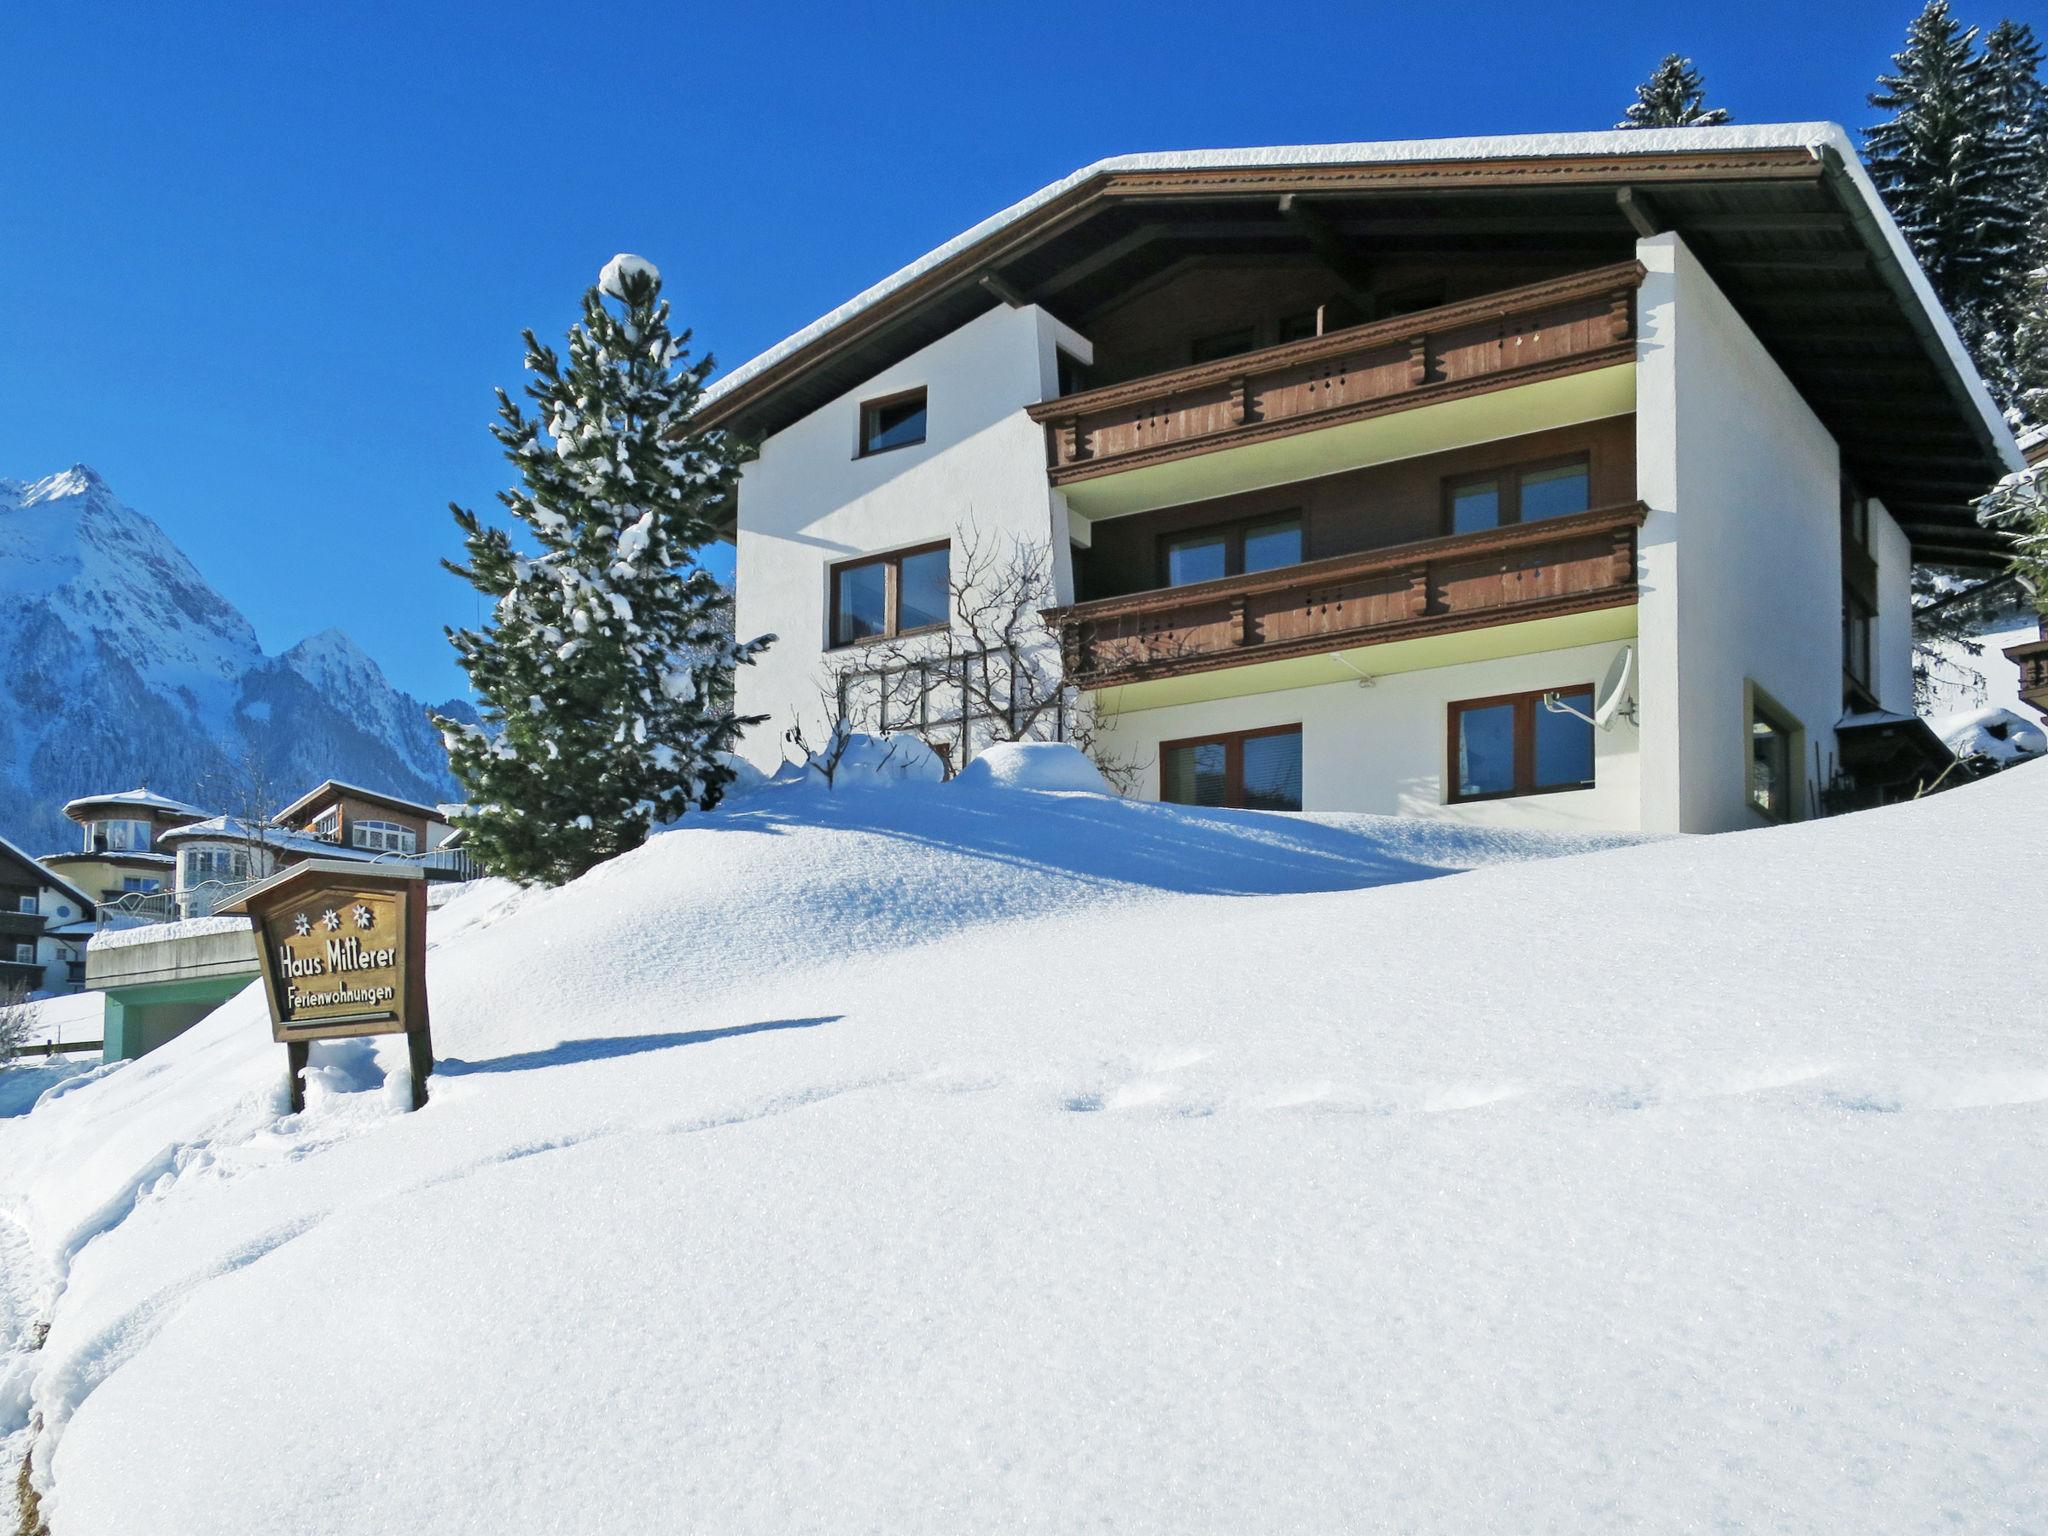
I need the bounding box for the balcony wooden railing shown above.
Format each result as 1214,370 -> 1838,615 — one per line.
1047,503 -> 1648,690
1026,262 -> 1645,486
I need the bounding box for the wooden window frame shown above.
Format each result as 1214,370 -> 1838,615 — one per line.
1158,723 -> 1303,811
827,540 -> 951,650
1156,510 -> 1306,588
855,386 -> 928,459
1744,680 -> 1803,824
1441,453 -> 1592,536
1445,685 -> 1597,804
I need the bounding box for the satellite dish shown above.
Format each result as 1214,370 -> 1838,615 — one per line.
1593,644 -> 1636,729
1541,645 -> 1637,731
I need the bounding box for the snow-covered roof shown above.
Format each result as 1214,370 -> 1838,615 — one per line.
155,816 -> 381,861
703,122 -> 2013,471
1928,706 -> 2048,763
87,913 -> 254,951
41,849 -> 176,868
61,787 -> 209,819
272,779 -> 447,825
0,833 -> 95,909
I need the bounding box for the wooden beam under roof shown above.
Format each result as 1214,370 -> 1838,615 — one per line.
1277,194 -> 1378,313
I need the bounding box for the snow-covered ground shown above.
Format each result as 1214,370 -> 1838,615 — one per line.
2,756 -> 2044,1533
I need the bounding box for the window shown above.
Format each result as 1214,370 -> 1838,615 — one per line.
1843,592 -> 1874,693
180,847 -> 252,886
1160,726 -> 1302,811
829,542 -> 951,647
1447,687 -> 1596,802
1056,350 -> 1090,397
352,820 -> 418,854
8,942 -> 30,964
1840,478 -> 1870,552
1444,458 -> 1591,535
858,388 -> 926,457
1747,684 -> 1801,823
1161,514 -> 1304,587
15,895 -> 35,915
88,818 -> 152,853
1276,308 -> 1321,344
1190,326 -> 1257,364
120,877 -> 160,894
310,807 -> 342,843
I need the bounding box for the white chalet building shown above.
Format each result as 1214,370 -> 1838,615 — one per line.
709,125 -> 2020,834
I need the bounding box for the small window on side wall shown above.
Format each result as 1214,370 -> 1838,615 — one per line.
1747,684 -> 1800,823
858,389 -> 927,457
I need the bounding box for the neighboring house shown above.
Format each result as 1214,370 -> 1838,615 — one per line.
74,779 -> 476,1060
157,781 -> 472,917
271,779 -> 466,864
709,124 -> 2019,833
1919,571 -> 2043,719
1,834 -> 96,998
41,787 -> 208,906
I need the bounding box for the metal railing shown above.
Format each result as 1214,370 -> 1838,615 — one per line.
93,846 -> 484,932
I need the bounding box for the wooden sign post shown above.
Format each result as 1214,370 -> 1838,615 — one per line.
224,860 -> 433,1113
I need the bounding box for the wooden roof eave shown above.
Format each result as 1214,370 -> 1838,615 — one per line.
694,147 -> 1824,439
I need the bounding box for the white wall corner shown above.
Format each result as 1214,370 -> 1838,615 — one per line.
1632,233 -> 1684,834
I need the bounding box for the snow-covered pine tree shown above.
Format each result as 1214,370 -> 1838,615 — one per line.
434,254 -> 770,886
1617,54 -> 1730,129
1973,20 -> 2048,414
1866,3 -> 2007,339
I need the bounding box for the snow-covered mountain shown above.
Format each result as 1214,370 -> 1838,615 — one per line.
0,467 -> 471,854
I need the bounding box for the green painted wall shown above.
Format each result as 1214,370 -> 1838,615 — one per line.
102,976 -> 253,1061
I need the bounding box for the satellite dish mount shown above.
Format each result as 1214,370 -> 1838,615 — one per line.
1542,645 -> 1638,730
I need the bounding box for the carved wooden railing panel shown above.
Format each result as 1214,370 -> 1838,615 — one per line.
1047,503 -> 1649,690
1027,262 -> 1645,485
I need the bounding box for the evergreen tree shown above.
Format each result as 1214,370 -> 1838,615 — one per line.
1866,4 -> 2007,331
1618,54 -> 1730,129
434,255 -> 770,886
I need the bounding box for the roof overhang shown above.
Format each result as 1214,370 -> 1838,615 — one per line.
272,780 -> 444,826
701,124 -> 2019,567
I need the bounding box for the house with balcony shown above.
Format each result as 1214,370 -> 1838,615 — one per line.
1,834 -> 96,997
73,779 -> 475,1059
153,782 -> 473,917
712,125 -> 2019,833
40,787 -> 207,907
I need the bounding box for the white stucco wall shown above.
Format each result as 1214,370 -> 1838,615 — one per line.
1634,234 -> 1844,833
732,303 -> 1090,768
1870,496 -> 1915,716
1089,637 -> 1642,829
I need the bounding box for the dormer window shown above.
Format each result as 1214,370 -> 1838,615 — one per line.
310,808 -> 342,843
858,388 -> 927,457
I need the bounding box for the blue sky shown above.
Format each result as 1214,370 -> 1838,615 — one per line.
3,0 -> 2038,703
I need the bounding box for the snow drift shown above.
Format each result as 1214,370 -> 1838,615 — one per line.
2,762 -> 2045,1533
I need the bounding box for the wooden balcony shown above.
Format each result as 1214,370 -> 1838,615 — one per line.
1027,262 -> 1645,487
2007,634 -> 2048,718
1047,503 -> 1648,690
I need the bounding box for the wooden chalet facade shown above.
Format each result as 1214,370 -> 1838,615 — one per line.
711,126 -> 2021,832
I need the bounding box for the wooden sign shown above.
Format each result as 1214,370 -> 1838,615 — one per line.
225,860 -> 433,1112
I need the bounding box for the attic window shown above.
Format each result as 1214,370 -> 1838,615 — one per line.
858,389 -> 927,456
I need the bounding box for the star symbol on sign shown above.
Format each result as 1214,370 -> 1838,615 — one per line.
322,909 -> 341,932
352,904 -> 374,930
293,912 -> 310,938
